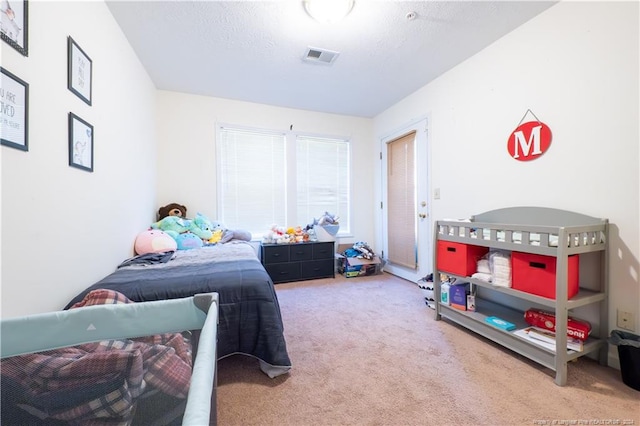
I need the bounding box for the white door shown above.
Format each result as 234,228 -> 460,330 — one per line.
381,118 -> 431,283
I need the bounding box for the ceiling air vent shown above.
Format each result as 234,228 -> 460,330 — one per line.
303,46 -> 340,65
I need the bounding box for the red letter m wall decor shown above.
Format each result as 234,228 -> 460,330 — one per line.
507,110 -> 552,161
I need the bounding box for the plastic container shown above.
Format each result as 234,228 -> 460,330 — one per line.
314,225 -> 339,242
609,329 -> 640,391
440,282 -> 450,305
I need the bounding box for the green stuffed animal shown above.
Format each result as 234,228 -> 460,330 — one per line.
186,213 -> 214,241
152,212 -> 218,243
151,216 -> 190,234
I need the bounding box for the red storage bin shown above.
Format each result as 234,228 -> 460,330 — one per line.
436,241 -> 488,276
512,252 -> 579,299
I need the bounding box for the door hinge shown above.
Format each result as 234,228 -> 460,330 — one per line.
380,201 -> 383,209
379,152 -> 382,160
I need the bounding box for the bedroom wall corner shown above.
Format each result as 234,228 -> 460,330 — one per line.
1,1 -> 158,318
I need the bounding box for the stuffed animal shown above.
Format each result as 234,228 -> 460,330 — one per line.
134,230 -> 177,255
174,232 -> 203,250
158,203 -> 187,220
209,229 -> 224,244
151,216 -> 190,234
187,212 -> 215,241
219,229 -> 252,243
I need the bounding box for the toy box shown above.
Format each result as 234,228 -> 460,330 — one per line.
512,252 -> 579,299
436,241 -> 488,276
337,254 -> 382,278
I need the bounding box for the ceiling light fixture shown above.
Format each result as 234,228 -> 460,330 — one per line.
304,0 -> 355,24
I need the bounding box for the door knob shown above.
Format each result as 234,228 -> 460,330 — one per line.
418,213 -> 427,219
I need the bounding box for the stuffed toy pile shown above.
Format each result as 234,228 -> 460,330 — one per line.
133,203 -> 251,254
263,225 -> 309,244
263,212 -> 340,245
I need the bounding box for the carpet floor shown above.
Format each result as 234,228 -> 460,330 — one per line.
215,273 -> 639,425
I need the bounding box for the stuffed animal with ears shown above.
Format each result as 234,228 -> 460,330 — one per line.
157,203 -> 187,220
151,216 -> 190,234
189,212 -> 216,241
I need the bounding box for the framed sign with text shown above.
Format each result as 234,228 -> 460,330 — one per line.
67,36 -> 93,105
0,67 -> 29,151
0,0 -> 28,56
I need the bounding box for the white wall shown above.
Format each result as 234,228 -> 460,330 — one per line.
373,1 -> 639,366
155,91 -> 375,245
1,1 -> 158,318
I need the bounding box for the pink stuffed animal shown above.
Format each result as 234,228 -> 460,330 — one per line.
134,229 -> 178,255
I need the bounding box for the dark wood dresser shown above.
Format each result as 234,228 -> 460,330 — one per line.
261,241 -> 335,284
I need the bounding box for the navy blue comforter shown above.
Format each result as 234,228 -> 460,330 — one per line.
64,242 -> 291,374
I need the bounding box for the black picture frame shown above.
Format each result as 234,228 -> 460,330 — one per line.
67,36 -> 92,106
0,67 -> 29,151
68,112 -> 94,172
0,0 -> 28,56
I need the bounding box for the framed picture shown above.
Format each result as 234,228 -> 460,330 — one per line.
0,0 -> 28,56
67,36 -> 92,105
0,67 -> 28,151
68,112 -> 93,172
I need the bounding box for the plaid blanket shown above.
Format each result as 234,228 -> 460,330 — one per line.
1,289 -> 192,425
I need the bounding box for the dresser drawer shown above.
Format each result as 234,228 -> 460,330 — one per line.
312,242 -> 335,260
289,244 -> 313,262
301,259 -> 334,280
265,263 -> 301,283
262,245 -> 290,264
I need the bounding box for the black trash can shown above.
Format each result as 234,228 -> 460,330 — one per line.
609,329 -> 640,391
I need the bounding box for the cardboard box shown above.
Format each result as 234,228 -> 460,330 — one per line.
337,254 -> 382,278
512,252 -> 579,299
436,241 -> 488,276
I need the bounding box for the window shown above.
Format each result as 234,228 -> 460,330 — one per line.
217,127 -> 287,233
295,135 -> 350,233
217,125 -> 350,237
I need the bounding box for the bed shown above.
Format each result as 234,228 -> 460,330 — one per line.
63,240 -> 292,379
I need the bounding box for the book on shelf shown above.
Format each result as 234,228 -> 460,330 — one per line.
513,326 -> 584,352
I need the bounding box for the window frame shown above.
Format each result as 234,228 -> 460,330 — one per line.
215,123 -> 352,239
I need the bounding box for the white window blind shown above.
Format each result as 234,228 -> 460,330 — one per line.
217,126 -> 350,237
386,131 -> 417,269
296,135 -> 350,234
218,127 -> 286,233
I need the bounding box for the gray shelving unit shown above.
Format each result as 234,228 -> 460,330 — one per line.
433,206 -> 609,386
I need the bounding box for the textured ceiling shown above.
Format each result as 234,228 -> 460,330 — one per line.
106,1 -> 557,118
